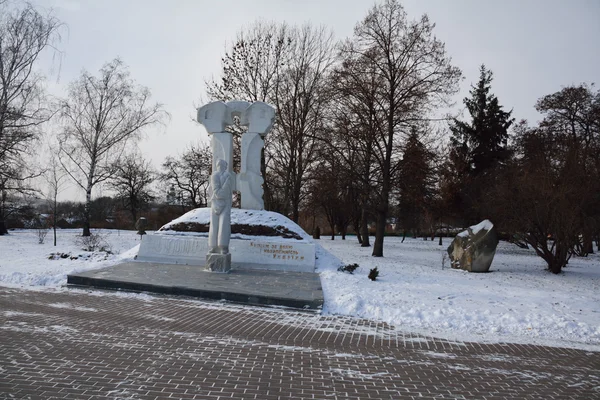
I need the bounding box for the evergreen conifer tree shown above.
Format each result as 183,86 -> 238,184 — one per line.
451,65 -> 514,176
448,65 -> 514,222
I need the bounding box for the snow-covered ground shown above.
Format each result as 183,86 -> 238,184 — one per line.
318,236 -> 600,351
1,228 -> 599,351
0,229 -> 140,287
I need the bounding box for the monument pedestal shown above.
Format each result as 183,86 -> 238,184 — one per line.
137,232 -> 316,273
206,253 -> 232,273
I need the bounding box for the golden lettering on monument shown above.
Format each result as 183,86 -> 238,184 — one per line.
249,241 -> 305,262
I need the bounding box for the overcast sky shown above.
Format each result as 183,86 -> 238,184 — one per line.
30,0 -> 600,199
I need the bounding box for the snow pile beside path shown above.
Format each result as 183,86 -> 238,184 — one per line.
319,237 -> 600,350
0,229 -> 140,288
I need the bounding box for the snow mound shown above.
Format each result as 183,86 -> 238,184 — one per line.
158,208 -> 312,242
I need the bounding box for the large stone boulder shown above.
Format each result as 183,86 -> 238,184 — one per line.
447,220 -> 499,272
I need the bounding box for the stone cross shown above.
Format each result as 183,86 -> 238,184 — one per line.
197,101 -> 275,210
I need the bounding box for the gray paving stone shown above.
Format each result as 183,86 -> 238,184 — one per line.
0,287 -> 599,399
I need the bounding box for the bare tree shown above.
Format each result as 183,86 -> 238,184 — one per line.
271,24 -> 336,222
45,149 -> 68,246
206,21 -> 290,206
307,141 -> 354,240
161,143 -> 211,210
535,84 -> 600,255
327,48 -> 385,247
206,21 -> 289,103
58,59 -> 167,236
339,0 -> 461,256
206,21 -> 336,222
0,2 -> 61,234
492,85 -> 600,273
108,152 -> 155,227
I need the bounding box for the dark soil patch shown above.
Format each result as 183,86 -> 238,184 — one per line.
161,222 -> 303,240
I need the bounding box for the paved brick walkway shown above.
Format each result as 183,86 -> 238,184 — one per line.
1,287 -> 598,399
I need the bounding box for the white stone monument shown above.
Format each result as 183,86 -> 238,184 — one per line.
138,100 -> 315,273
239,102 -> 275,209
206,159 -> 234,272
196,101 -> 276,272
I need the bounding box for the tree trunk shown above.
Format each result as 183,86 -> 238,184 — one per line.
83,186 -> 92,237
583,231 -> 594,255
547,242 -> 569,274
401,230 -> 406,243
355,229 -> 363,244
329,220 -> 335,240
0,192 -> 8,235
353,215 -> 362,244
360,208 -> 370,247
372,209 -> 387,257
438,235 -> 443,246
131,207 -> 138,229
548,258 -> 564,274
290,169 -> 302,223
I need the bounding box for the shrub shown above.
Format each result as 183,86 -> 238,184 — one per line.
337,263 -> 359,274
368,267 -> 379,281
76,231 -> 111,253
37,226 -> 49,244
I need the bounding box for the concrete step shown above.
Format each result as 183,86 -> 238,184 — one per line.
67,261 -> 324,310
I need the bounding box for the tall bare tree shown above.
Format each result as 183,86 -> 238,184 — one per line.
45,149 -> 68,246
206,21 -> 289,103
534,84 -> 600,256
108,152 -> 155,226
0,2 -> 61,234
339,0 -> 461,256
206,21 -> 290,207
271,24 -> 336,222
58,59 -> 167,236
328,47 -> 385,247
206,22 -> 336,222
161,143 -> 212,210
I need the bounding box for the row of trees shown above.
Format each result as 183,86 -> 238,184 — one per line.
1,0 -> 598,274
205,0 -> 600,272
206,0 -> 462,257
0,1 -> 221,240
0,2 -> 173,237
0,2 -> 62,234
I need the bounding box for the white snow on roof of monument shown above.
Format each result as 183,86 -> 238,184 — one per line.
157,208 -> 312,242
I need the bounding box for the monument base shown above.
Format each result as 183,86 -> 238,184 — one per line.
137,233 -> 316,273
206,253 -> 232,273
67,262 -> 324,309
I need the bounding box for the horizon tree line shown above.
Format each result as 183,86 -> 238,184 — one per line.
1,0 -> 598,274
